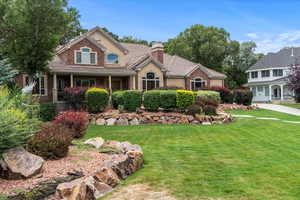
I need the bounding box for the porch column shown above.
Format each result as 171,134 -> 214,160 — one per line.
108,75 -> 112,93
132,75 -> 136,90
280,84 -> 284,100
70,73 -> 74,87
269,85 -> 272,101
53,73 -> 58,103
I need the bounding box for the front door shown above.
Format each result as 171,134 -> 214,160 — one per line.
112,79 -> 122,91
273,88 -> 281,99
57,76 -> 70,101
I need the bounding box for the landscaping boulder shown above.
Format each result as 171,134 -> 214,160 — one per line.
1,147 -> 44,179
107,118 -> 117,126
84,137 -> 105,149
94,167 -> 120,187
104,141 -> 124,152
116,118 -> 129,126
120,142 -> 143,154
96,118 -> 106,126
129,118 -> 139,125
56,176 -> 112,200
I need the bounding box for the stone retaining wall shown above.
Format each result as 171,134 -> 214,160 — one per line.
89,110 -> 233,126
218,104 -> 258,111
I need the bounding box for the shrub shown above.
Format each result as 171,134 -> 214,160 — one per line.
176,90 -> 195,111
54,111 -> 89,138
39,102 -> 56,122
27,123 -> 73,160
123,90 -> 142,112
144,90 -> 161,111
196,97 -> 219,108
203,105 -> 217,116
186,104 -> 202,116
200,86 -> 232,103
234,89 -> 253,106
86,88 -> 109,113
197,90 -> 221,102
156,86 -> 184,90
160,90 -> 177,111
112,91 -> 125,109
0,87 -> 38,155
64,87 -> 87,110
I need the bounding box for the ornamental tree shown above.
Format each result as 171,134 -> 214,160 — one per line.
287,65 -> 300,102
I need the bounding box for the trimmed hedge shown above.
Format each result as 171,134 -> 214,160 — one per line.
86,88 -> 109,113
200,86 -> 232,103
144,90 -> 161,111
234,89 -> 253,106
112,91 -> 125,109
40,102 -> 56,122
160,90 -> 177,111
123,90 -> 143,112
197,90 -> 221,102
176,90 -> 195,110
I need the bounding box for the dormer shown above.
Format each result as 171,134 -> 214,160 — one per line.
75,47 -> 97,65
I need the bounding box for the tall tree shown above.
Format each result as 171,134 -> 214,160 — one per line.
0,0 -> 77,81
120,36 -> 149,46
165,24 -> 231,71
224,41 -> 263,88
0,60 -> 18,85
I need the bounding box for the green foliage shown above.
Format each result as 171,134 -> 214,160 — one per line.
0,60 -> 18,85
0,87 -> 39,155
234,89 -> 253,106
39,102 -> 56,122
186,104 -> 202,116
165,24 -> 230,71
112,91 -> 125,109
195,97 -> 219,108
144,90 -> 161,111
86,88 -> 109,113
27,122 -> 73,160
123,90 -> 142,112
197,90 -> 221,102
160,90 -> 177,111
120,36 -> 149,46
0,0 -> 80,77
176,90 -> 195,111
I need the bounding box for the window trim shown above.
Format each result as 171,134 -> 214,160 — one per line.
251,71 -> 258,79
23,74 -> 48,96
190,77 -> 206,90
261,70 -> 270,78
74,47 -> 98,65
273,69 -> 283,77
105,53 -> 119,64
142,72 -> 160,91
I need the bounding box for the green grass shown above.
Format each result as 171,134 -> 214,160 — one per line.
83,110 -> 300,200
280,104 -> 300,109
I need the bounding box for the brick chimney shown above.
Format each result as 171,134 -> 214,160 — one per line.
151,42 -> 164,64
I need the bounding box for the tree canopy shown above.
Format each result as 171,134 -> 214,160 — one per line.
165,24 -> 231,72
0,0 -> 82,78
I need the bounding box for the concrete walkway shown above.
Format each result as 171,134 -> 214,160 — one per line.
257,104 -> 300,117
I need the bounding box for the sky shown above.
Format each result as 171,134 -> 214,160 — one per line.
69,0 -> 300,54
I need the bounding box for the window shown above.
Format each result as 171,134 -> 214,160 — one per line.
106,53 -> 119,64
261,70 -> 270,78
251,71 -> 258,79
142,72 -> 160,91
273,69 -> 283,77
25,75 -> 46,96
75,79 -> 95,87
75,47 -> 97,65
191,78 -> 206,90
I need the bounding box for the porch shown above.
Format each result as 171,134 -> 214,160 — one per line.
52,73 -> 136,102
251,84 -> 294,102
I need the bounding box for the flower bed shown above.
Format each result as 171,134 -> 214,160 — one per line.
218,104 -> 258,112
89,110 -> 233,126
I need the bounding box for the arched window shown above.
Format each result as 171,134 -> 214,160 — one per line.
106,53 -> 119,64
142,72 -> 160,90
75,47 -> 97,64
191,78 -> 206,90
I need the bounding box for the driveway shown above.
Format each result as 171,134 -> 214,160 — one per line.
257,104 -> 300,117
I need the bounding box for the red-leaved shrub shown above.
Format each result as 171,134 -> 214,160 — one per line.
54,111 -> 89,138
27,123 -> 73,160
200,86 -> 233,103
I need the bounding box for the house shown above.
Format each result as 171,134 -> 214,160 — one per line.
15,26 -> 226,104
245,47 -> 296,102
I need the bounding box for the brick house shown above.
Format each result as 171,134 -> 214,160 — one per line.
15,26 -> 226,103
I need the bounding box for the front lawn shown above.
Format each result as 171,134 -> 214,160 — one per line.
83,110 -> 300,200
280,104 -> 300,110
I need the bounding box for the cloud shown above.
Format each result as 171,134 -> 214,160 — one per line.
246,33 -> 259,39
244,31 -> 300,54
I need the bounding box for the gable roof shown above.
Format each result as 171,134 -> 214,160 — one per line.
57,26 -> 128,55
249,47 -> 300,71
121,42 -> 226,79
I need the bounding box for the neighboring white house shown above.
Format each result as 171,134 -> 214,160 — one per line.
245,47 -> 296,102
